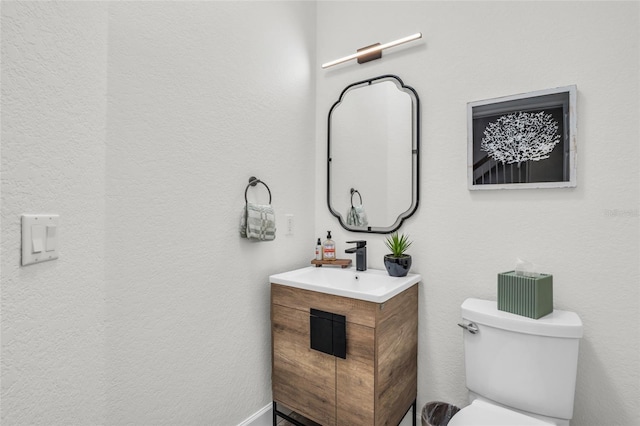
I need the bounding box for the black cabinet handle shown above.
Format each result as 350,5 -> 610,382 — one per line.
310,308 -> 346,359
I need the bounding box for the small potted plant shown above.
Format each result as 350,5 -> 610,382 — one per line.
384,232 -> 413,277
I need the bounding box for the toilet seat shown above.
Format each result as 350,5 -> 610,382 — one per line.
448,400 -> 554,426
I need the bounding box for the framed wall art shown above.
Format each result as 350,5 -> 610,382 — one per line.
468,85 -> 576,190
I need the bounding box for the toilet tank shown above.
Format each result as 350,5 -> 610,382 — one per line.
460,298 -> 583,421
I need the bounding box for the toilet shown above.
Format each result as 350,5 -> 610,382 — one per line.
450,298 -> 583,426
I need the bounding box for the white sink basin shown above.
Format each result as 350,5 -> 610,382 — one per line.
269,266 -> 421,303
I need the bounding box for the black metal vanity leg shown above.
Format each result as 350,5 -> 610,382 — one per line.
399,399 -> 418,426
271,402 -> 306,426
412,399 -> 417,426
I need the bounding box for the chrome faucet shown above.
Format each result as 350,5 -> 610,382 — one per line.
345,240 -> 367,271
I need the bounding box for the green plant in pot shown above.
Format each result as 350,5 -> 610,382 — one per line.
384,232 -> 413,277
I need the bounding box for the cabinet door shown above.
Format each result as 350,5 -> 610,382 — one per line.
376,285 -> 418,426
336,322 -> 375,426
272,304 -> 336,426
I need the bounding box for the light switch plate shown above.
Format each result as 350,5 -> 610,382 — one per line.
21,214 -> 59,266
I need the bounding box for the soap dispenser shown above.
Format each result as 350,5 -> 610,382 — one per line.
315,238 -> 323,261
323,231 -> 336,261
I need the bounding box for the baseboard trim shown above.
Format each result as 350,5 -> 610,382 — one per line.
237,403 -> 272,426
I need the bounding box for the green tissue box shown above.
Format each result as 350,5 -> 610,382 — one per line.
497,271 -> 553,319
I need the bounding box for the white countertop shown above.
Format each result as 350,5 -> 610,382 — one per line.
269,266 -> 421,303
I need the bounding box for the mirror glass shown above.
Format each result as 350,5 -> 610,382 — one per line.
328,75 -> 420,233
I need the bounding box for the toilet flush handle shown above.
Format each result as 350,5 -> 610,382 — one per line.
458,322 -> 478,334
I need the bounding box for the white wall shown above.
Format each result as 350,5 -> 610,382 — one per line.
105,2 -> 316,424
316,2 -> 639,426
1,2 -> 108,424
2,1 -> 316,425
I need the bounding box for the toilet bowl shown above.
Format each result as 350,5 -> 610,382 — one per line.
452,298 -> 583,426
448,399 -> 554,426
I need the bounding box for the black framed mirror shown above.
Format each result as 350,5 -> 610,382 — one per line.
327,75 -> 420,234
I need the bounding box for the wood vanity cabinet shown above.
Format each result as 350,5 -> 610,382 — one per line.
271,283 -> 418,426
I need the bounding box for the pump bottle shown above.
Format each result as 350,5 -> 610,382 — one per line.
323,231 -> 336,261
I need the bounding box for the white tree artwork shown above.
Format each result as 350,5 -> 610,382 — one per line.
480,111 -> 560,166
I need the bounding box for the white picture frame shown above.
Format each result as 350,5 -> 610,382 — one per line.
468,85 -> 577,190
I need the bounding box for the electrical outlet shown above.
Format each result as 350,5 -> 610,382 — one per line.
285,214 -> 294,236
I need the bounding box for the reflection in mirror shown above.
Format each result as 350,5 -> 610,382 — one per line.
328,75 -> 420,234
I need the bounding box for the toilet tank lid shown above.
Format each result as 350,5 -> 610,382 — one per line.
461,298 -> 583,338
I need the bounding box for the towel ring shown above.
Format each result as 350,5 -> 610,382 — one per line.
350,188 -> 363,208
245,176 -> 272,204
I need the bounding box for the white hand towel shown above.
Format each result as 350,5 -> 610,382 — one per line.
346,205 -> 368,227
240,202 -> 276,241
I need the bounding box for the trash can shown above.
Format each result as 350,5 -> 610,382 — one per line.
421,401 -> 461,426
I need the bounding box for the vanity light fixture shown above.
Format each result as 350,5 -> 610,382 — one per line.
321,32 -> 422,69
